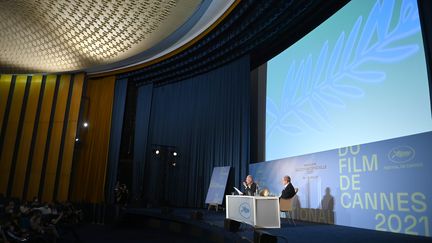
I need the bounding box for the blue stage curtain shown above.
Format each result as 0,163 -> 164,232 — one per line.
106,78 -> 128,203
132,83 -> 154,201
139,55 -> 250,207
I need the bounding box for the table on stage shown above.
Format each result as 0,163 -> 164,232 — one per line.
225,195 -> 280,228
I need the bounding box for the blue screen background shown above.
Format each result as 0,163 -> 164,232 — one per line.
266,0 -> 432,161
260,0 -> 432,236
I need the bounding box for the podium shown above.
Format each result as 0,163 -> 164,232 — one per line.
225,195 -> 280,228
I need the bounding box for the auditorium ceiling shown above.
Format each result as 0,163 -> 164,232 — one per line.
0,0 -> 235,74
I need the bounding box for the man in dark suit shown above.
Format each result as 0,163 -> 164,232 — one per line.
242,175 -> 258,196
280,176 -> 296,199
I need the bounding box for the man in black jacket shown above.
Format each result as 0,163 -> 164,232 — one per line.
242,175 -> 258,196
280,176 -> 296,199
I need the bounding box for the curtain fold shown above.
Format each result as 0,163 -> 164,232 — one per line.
135,55 -> 250,208
132,83 -> 153,201
106,78 -> 128,203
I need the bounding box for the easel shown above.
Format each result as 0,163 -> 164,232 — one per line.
205,166 -> 231,212
208,203 -> 221,211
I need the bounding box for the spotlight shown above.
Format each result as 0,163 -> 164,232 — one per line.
155,149 -> 160,155
173,152 -> 177,156
83,122 -> 89,128
172,162 -> 176,167
75,138 -> 79,142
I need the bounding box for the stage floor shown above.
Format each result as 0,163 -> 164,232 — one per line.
123,207 -> 432,243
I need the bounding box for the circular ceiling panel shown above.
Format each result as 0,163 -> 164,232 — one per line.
0,0 -> 201,73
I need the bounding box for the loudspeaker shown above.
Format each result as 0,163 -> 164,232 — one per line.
224,218 -> 241,232
254,230 -> 277,243
190,211 -> 203,220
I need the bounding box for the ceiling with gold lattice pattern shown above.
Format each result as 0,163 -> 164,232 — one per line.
0,0 -> 226,74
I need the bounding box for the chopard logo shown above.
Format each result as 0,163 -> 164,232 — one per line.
388,146 -> 415,164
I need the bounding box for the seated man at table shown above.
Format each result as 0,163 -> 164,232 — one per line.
280,176 -> 296,199
242,175 -> 258,196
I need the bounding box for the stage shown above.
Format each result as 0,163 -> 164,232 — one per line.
118,207 -> 432,243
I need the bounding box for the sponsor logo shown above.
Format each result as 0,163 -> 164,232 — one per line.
388,146 -> 415,164
239,202 -> 251,219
